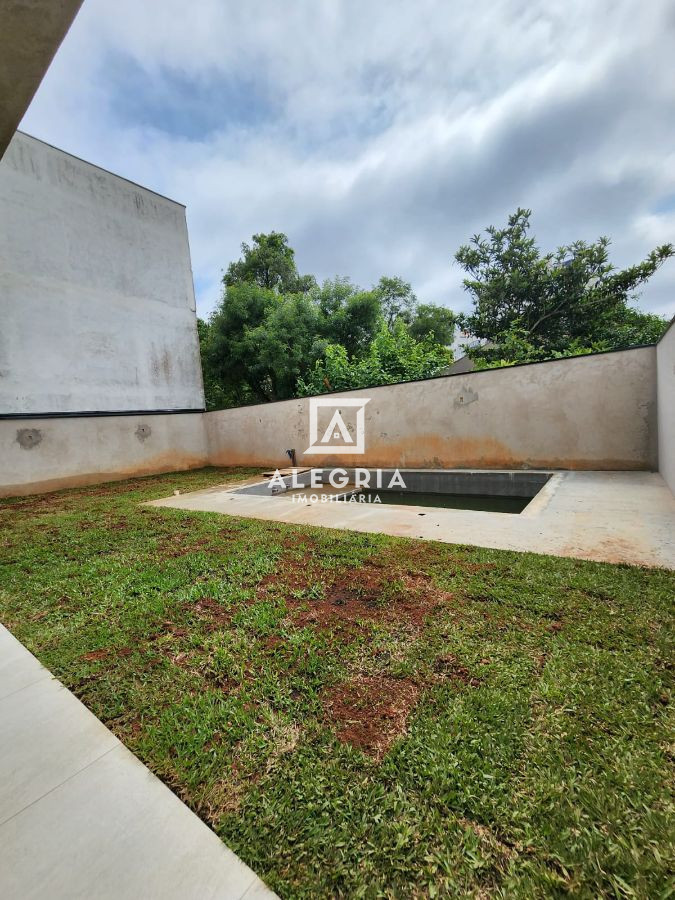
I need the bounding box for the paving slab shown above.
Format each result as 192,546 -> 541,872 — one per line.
147,470 -> 675,569
0,626 -> 51,700
0,675 -> 119,825
0,626 -> 276,900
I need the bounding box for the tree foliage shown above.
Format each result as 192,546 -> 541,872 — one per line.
374,276 -> 418,327
201,232 -> 455,407
312,277 -> 381,357
456,208 -> 672,365
199,214 -> 670,409
224,231 -> 315,294
202,283 -> 321,406
297,320 -> 451,396
408,303 -> 456,345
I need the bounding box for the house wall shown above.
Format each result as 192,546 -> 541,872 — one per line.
206,347 -> 658,471
657,319 -> 675,495
0,412 -> 208,497
0,132 -> 205,415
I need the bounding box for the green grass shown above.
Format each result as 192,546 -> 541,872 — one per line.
0,467 -> 673,898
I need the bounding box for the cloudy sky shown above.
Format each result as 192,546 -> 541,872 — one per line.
21,0 -> 675,320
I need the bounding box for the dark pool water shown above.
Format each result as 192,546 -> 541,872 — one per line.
339,490 -> 530,514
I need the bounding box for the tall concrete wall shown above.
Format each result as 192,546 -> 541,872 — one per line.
0,412 -> 208,497
205,347 -> 658,471
0,132 -> 205,414
657,319 -> 675,495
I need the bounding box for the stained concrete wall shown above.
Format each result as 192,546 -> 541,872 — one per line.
0,337 -> 660,497
205,347 -> 658,471
657,319 -> 675,495
0,132 -> 205,414
0,412 -> 208,497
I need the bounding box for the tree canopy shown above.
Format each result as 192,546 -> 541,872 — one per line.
224,231 -> 316,294
200,232 -> 454,408
199,218 -> 671,409
456,208 -> 672,365
297,320 -> 451,396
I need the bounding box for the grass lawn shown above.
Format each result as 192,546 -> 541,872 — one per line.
1,467 -> 673,898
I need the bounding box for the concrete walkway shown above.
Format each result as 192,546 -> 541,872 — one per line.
148,470 -> 675,569
0,625 -> 276,900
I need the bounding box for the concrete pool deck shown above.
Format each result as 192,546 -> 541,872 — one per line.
147,470 -> 675,569
0,625 -> 276,899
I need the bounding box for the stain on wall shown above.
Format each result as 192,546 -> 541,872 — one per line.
453,386 -> 479,408
0,346 -> 663,498
16,427 -> 42,449
1,412 -> 207,497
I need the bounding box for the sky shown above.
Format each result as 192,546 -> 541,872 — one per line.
20,0 -> 675,321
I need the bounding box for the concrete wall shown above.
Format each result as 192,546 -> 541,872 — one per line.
0,132 -> 205,414
657,319 -> 675,495
0,412 -> 208,497
206,347 -> 658,471
0,1 -> 83,158
0,345 -> 660,497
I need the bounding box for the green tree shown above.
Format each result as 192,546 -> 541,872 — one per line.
204,283 -> 321,404
455,208 -> 672,365
250,293 -> 322,400
224,231 -> 315,294
297,319 -> 452,396
197,318 -> 231,410
374,276 -> 418,327
312,277 -> 381,357
409,303 -> 456,345
203,283 -> 273,405
202,233 -> 460,408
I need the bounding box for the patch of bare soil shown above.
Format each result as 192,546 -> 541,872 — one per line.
257,566 -> 309,595
281,533 -> 317,550
107,519 -> 130,531
81,648 -> 109,661
185,596 -> 233,629
291,565 -> 452,632
462,562 -> 498,575
81,646 -> 134,662
322,675 -> 421,759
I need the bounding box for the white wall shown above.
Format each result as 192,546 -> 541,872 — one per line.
657,319 -> 675,495
0,132 -> 205,414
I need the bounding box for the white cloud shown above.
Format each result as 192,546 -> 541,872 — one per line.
20,0 -> 675,319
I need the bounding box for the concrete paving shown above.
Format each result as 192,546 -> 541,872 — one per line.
148,470 -> 675,569
0,625 -> 276,900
